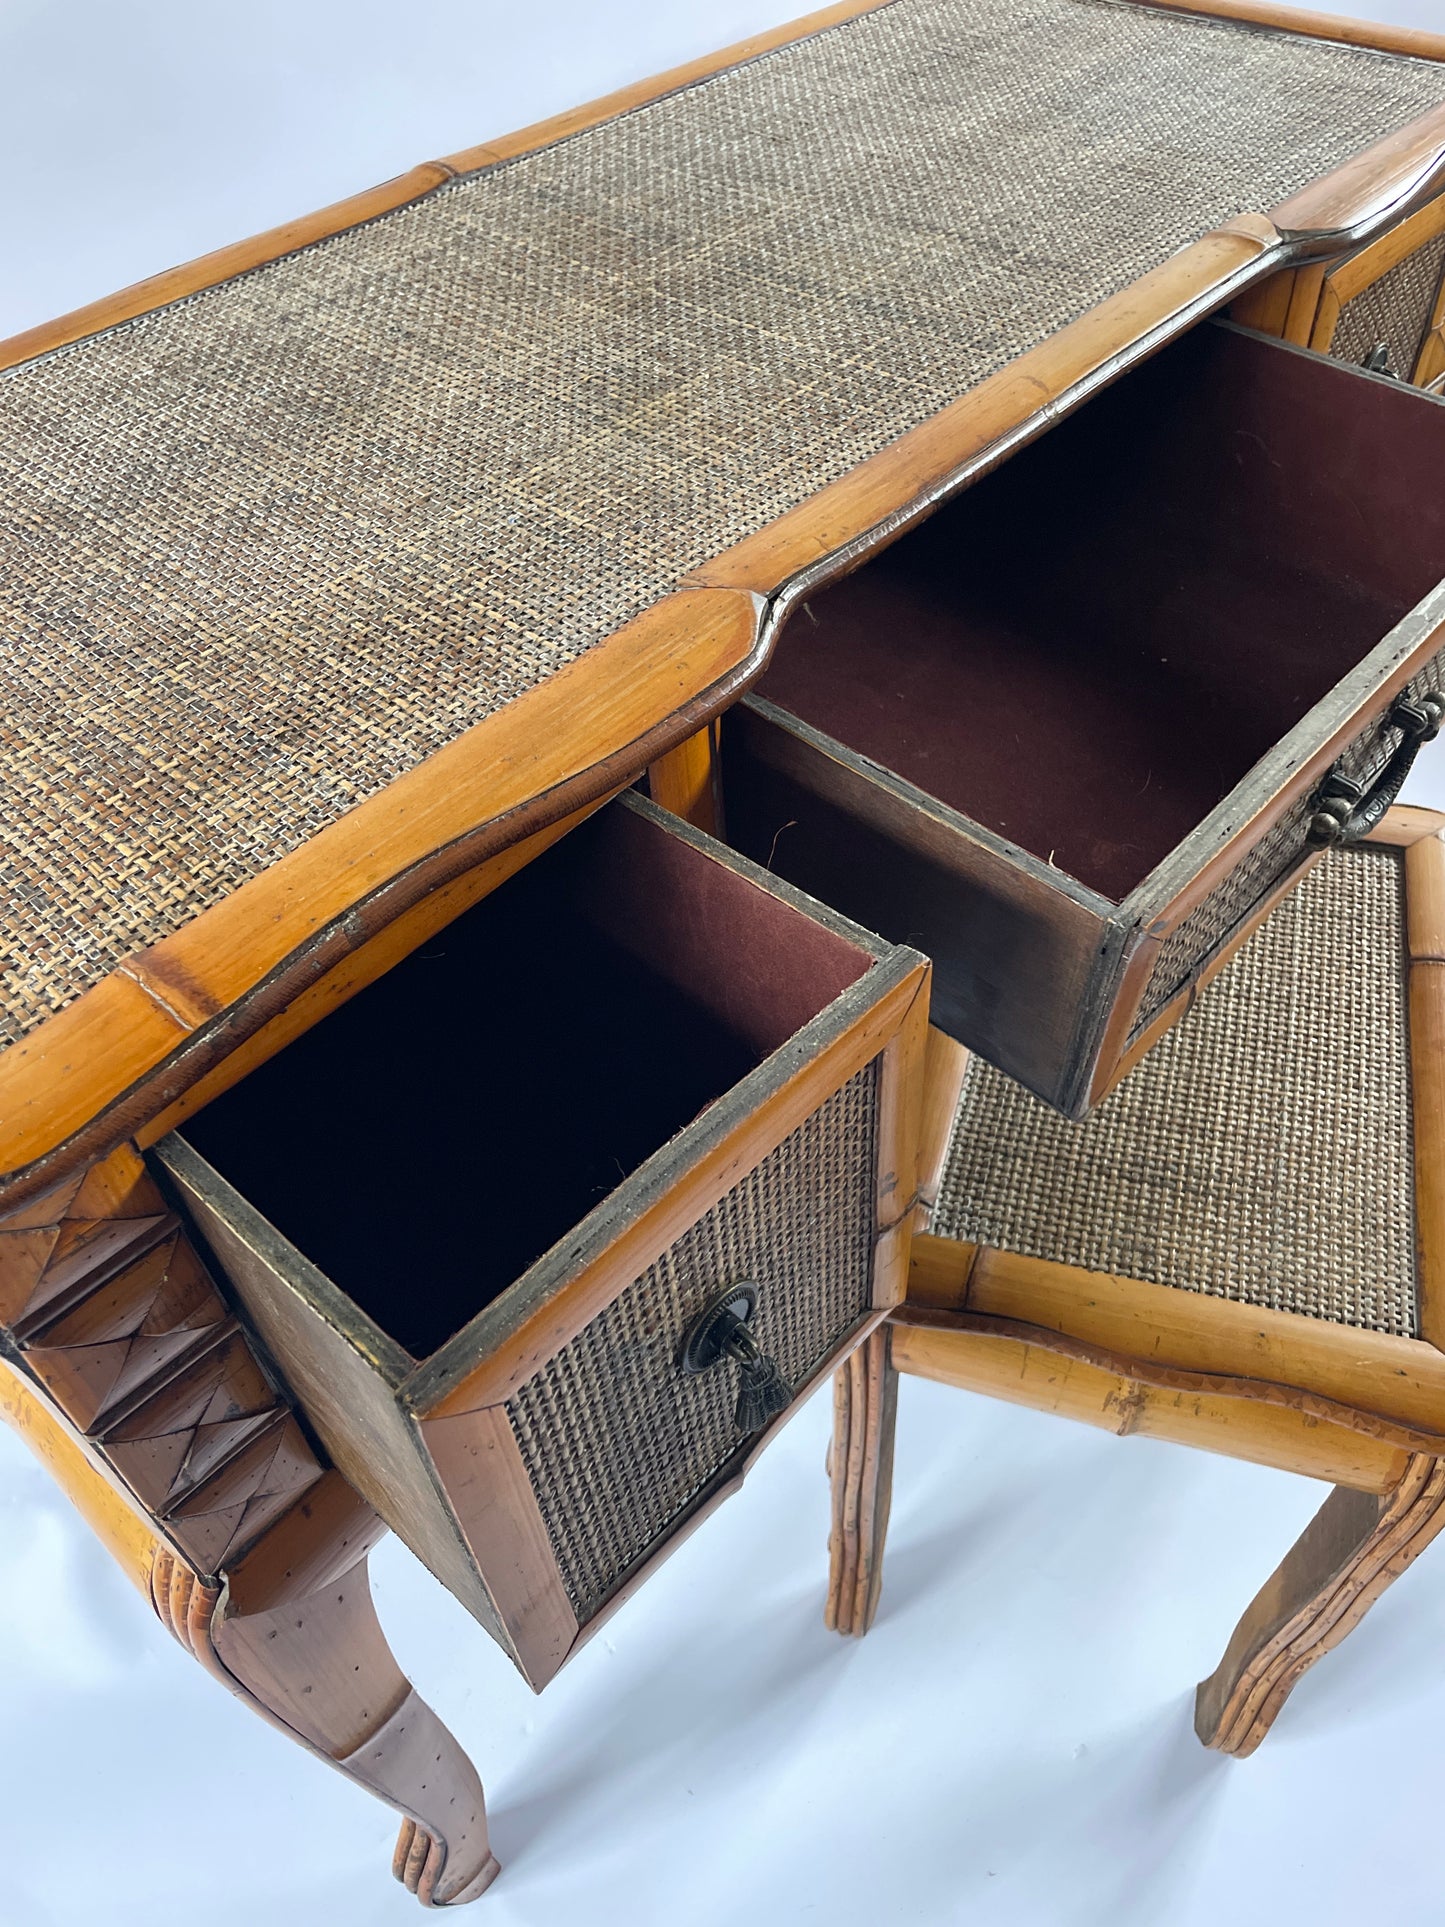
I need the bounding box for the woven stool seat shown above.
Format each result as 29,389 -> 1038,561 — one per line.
4,0 -> 1445,1048
935,843 -> 1416,1335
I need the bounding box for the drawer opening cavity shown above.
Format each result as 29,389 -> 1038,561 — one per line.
751,322 -> 1445,905
172,799 -> 876,1358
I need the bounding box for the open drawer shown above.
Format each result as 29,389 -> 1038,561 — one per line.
723,322 -> 1445,1117
151,793 -> 927,1689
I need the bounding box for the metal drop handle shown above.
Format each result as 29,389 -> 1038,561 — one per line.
679,1283 -> 794,1435
1307,692 -> 1444,849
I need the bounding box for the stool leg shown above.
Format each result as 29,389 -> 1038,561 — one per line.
1196,1452 -> 1445,1757
176,1539 -> 501,1907
826,1326 -> 898,1636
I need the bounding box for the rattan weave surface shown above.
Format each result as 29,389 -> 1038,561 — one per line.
1133,642 -> 1445,1033
1331,232 -> 1445,375
936,846 -> 1418,1335
506,1061 -> 879,1623
5,0 -> 1445,1045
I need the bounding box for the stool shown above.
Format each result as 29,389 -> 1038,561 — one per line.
827,806 -> 1445,1755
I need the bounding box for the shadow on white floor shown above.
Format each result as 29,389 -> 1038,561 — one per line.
2,1366 -> 1443,1927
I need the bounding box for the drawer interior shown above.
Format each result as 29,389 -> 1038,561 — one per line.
754,323 -> 1445,903
176,801 -> 876,1359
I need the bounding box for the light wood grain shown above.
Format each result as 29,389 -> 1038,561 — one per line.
211,1539 -> 501,1903
1303,190 -> 1445,377
915,1028 -> 969,1227
1229,270 -> 1297,336
872,968 -> 932,1307
1418,326 -> 1445,389
1315,191 -> 1445,315
1283,260 -> 1331,343
1307,280 -> 1345,354
223,1468 -> 387,1614
419,1406 -> 580,1691
897,1301 -> 1445,1457
1411,958 -> 1445,1354
647,724 -> 723,836
1405,829 -> 1445,961
1366,803 -> 1445,849
825,1326 -> 898,1635
890,1315 -> 1416,1492
907,1235 -> 1445,1438
1273,104 -> 1445,244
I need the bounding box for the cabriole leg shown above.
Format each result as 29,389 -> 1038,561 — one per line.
1196,1452 -> 1445,1757
174,1512 -> 501,1907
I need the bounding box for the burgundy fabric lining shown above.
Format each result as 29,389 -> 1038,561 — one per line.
573,803 -> 873,1059
756,327 -> 1445,903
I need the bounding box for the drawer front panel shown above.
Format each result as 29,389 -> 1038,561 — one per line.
1329,234 -> 1445,380
1133,640 -> 1445,1038
505,1060 -> 880,1625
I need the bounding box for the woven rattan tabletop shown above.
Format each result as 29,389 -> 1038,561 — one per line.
3,0 -> 1445,1184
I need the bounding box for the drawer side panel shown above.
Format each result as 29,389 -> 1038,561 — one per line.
723,703 -> 1112,1110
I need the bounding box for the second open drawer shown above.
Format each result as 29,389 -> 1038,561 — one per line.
151,793 -> 927,1689
722,321 -> 1445,1117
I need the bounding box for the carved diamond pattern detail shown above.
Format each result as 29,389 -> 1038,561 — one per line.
24,1232 -> 228,1430
1,1147 -> 325,1577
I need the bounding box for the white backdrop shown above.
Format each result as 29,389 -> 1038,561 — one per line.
3,4 -> 1445,1923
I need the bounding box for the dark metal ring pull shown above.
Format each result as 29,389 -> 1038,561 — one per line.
679,1283 -> 794,1435
1307,692 -> 1444,849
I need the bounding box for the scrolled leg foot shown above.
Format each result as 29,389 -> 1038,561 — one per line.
148,1482 -> 500,1905
1196,1452 -> 1445,1756
211,1545 -> 500,1904
395,1816 -> 501,1907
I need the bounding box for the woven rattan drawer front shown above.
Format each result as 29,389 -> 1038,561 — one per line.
1329,232 -> 1445,380
1133,636 -> 1445,1038
157,794 -> 928,1688
507,1062 -> 879,1625
725,321 -> 1445,1118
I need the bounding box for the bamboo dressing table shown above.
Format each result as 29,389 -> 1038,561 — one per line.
4,0 -> 1445,1905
